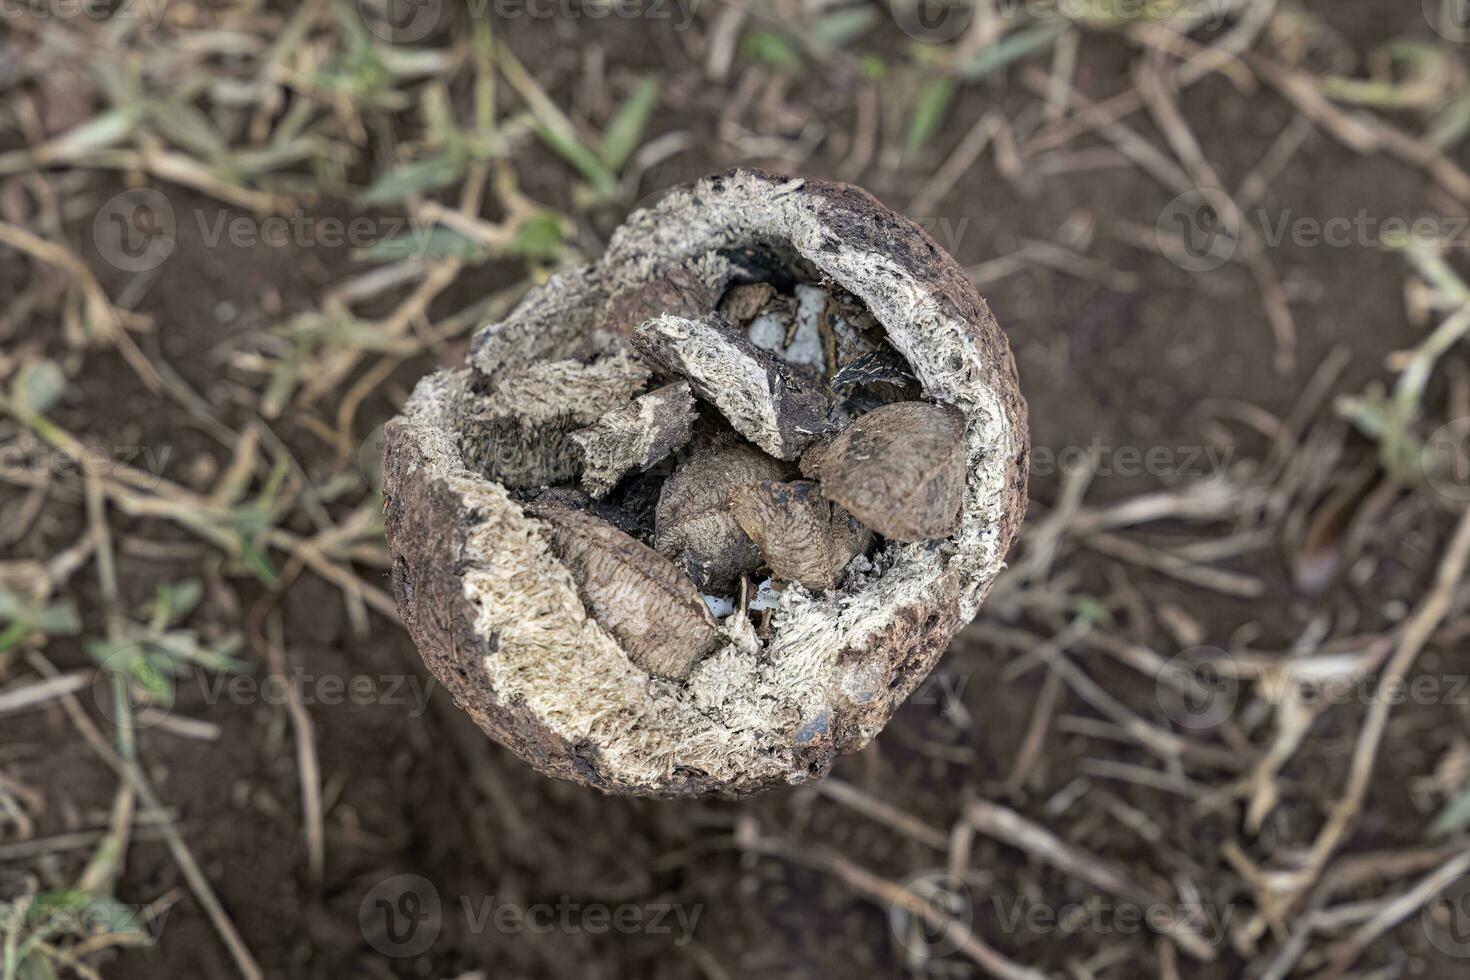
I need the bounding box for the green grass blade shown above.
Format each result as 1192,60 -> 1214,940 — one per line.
907,76 -> 956,155
599,77 -> 661,172
951,25 -> 1064,81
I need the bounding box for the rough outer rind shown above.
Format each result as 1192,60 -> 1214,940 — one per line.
572,382 -> 697,498
631,313 -> 831,460
460,352 -> 650,488
386,169 -> 1028,797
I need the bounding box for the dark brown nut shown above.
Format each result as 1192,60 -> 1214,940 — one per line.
728,480 -> 872,590
631,313 -> 832,460
571,382 -> 697,498
601,267 -> 717,338
718,282 -> 776,325
654,440 -> 791,591
460,351 -> 650,489
801,401 -> 968,542
529,503 -> 720,682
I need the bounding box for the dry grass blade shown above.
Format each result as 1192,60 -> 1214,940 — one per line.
254,609 -> 324,884
0,673 -> 90,717
815,779 -> 948,850
964,799 -> 1222,960
1316,849 -> 1470,978
1292,505 -> 1470,906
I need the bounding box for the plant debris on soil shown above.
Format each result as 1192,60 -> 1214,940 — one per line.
4,1 -> 1470,978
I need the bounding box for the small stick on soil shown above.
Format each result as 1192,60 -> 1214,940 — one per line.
1069,482 -> 1261,535
1003,668 -> 1063,797
975,623 -> 1244,769
965,799 -> 1142,898
1079,531 -> 1265,598
907,112 -> 1001,216
1237,114 -> 1315,209
815,779 -> 948,850
1134,54 -> 1296,374
1244,52 -> 1470,201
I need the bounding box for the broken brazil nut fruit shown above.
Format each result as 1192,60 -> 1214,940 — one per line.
381,169 -> 1028,796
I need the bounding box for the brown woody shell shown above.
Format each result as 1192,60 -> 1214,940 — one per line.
602,267 -> 716,338
460,352 -> 650,489
631,313 -> 833,460
382,168 -> 1029,798
572,382 -> 697,498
